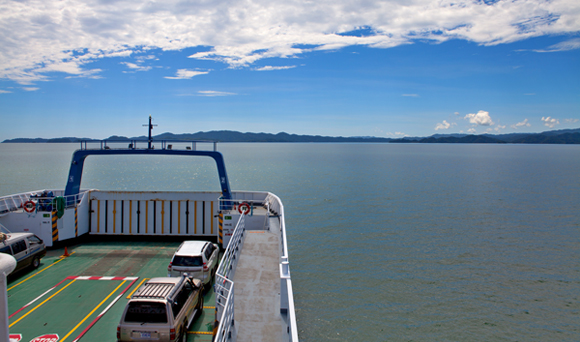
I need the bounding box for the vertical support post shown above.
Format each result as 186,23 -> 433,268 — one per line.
218,212 -> 223,247
52,211 -> 59,243
0,254 -> 16,341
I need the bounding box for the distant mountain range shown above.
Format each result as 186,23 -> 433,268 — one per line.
3,128 -> 580,144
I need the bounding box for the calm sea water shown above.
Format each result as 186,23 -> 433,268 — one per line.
1,143 -> 579,341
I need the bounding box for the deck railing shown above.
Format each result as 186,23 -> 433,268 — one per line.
268,193 -> 299,342
78,139 -> 219,152
0,190 -> 86,214
214,213 -> 246,342
214,192 -> 299,341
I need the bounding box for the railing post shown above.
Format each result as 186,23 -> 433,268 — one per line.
0,254 -> 16,341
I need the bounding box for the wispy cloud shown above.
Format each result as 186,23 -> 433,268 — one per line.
0,90 -> 12,94
254,65 -> 296,71
402,94 -> 419,97
532,38 -> 580,53
23,87 -> 39,91
2,0 -> 579,82
511,118 -> 531,129
197,90 -> 236,97
122,62 -> 152,72
541,116 -> 559,128
386,131 -> 408,138
564,118 -> 579,124
165,69 -> 209,80
434,120 -> 456,131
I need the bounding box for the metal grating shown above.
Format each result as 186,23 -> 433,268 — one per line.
133,283 -> 175,299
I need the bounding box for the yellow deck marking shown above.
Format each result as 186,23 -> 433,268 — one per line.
7,257 -> 69,291
203,306 -> 216,309
60,280 -> 127,342
188,331 -> 214,335
9,279 -> 77,327
126,278 -> 149,299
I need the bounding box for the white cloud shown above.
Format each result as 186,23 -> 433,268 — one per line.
1,0 -> 579,82
23,87 -> 39,91
494,124 -> 506,132
564,118 -> 579,123
165,69 -> 209,79
197,91 -> 236,97
0,90 -> 12,94
254,65 -> 296,71
386,132 -> 409,138
402,94 -> 419,97
533,38 -> 580,53
511,118 -> 531,129
541,116 -> 560,128
467,128 -> 477,134
464,110 -> 494,126
122,62 -> 152,72
435,120 -> 456,130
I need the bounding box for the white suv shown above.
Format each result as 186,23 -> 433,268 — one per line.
117,275 -> 203,342
168,241 -> 219,287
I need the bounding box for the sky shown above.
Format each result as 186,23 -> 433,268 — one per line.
1,0 -> 579,140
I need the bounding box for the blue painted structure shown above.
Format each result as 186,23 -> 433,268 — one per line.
63,141 -> 233,209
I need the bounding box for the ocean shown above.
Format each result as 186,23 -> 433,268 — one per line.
1,142 -> 579,341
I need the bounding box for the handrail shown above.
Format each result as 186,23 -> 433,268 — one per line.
0,190 -> 86,214
268,193 -> 299,341
214,213 -> 246,342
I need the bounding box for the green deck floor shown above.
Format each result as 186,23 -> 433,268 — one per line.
7,240 -> 216,342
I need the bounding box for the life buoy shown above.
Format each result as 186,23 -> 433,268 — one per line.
238,202 -> 251,215
23,200 -> 36,213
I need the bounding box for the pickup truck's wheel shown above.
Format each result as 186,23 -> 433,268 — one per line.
31,256 -> 40,269
178,324 -> 185,342
195,295 -> 204,319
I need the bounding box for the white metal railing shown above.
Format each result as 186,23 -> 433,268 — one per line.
214,213 -> 246,342
0,190 -> 86,214
213,191 -> 299,341
268,193 -> 299,342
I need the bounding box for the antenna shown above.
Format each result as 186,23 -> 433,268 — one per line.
143,115 -> 158,149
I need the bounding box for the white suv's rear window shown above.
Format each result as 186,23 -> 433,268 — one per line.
172,256 -> 203,267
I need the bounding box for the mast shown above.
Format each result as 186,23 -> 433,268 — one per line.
143,115 -> 158,149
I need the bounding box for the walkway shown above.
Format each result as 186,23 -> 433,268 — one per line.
234,220 -> 286,342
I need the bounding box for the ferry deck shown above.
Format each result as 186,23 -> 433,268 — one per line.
0,135 -> 298,342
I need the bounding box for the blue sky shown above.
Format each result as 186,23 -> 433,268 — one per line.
1,0 -> 579,140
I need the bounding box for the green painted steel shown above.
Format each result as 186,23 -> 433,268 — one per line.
7,241 -> 218,342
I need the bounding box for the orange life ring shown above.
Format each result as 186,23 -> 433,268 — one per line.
238,202 -> 251,215
23,200 -> 36,213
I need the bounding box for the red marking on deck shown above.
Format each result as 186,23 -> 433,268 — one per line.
30,334 -> 59,342
9,334 -> 22,342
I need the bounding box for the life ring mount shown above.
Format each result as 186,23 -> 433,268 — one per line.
238,202 -> 251,215
23,200 -> 36,213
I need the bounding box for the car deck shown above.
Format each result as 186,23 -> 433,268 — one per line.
7,240 -> 216,342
